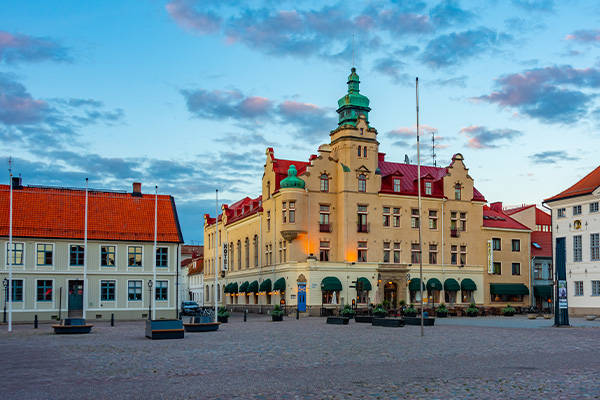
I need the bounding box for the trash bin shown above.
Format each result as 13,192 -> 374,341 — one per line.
423,312 -> 429,319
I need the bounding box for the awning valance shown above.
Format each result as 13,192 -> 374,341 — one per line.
426,278 -> 442,291
461,278 -> 477,291
357,277 -> 372,291
534,285 -> 552,298
224,283 -> 231,293
273,277 -> 286,292
229,282 -> 238,294
259,279 -> 272,292
321,276 -> 342,291
247,280 -> 259,293
444,278 -> 460,291
408,278 -> 425,291
490,283 -> 529,295
239,281 -> 249,293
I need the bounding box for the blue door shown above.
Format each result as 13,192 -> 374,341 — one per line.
297,283 -> 306,312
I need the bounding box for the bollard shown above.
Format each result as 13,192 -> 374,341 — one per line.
111,313 -> 114,327
296,308 -> 299,320
244,309 -> 247,322
34,314 -> 38,329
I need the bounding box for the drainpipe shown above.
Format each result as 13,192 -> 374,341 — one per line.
441,198 -> 445,304
530,255 -> 535,307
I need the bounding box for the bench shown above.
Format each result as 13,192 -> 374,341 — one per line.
52,318 -> 94,334
326,316 -> 349,325
372,318 -> 405,328
183,316 -> 221,332
145,319 -> 184,340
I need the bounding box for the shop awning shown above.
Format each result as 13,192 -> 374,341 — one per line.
229,282 -> 238,294
490,283 -> 529,295
534,285 -> 552,298
239,281 -> 249,293
408,278 -> 425,291
357,277 -> 372,291
259,279 -> 272,292
273,277 -> 286,292
321,276 -> 342,291
224,283 -> 231,293
461,278 -> 477,291
444,278 -> 460,291
426,278 -> 442,291
247,280 -> 259,293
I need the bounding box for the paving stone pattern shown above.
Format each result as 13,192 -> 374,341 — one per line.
1,314 -> 599,399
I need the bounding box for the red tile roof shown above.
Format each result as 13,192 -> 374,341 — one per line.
0,185 -> 183,242
187,257 -> 204,275
482,205 -> 530,230
545,165 -> 600,202
531,231 -> 552,258
271,156 -> 310,191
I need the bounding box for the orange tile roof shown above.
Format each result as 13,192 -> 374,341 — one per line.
0,185 -> 183,243
545,165 -> 600,202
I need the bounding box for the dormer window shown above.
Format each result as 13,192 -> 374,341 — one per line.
393,178 -> 401,192
454,183 -> 462,200
320,174 -> 329,192
425,182 -> 432,195
358,174 -> 366,192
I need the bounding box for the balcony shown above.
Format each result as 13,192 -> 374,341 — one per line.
450,228 -> 459,237
357,223 -> 370,233
319,222 -> 332,233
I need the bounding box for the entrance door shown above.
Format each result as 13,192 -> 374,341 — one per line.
384,282 -> 397,307
68,280 -> 84,318
297,283 -> 306,312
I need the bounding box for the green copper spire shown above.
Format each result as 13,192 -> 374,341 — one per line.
336,67 -> 371,126
280,165 -> 305,189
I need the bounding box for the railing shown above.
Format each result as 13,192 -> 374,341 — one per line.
450,228 -> 459,237
319,223 -> 332,233
357,223 -> 370,233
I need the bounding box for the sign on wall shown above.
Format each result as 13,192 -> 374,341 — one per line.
487,240 -> 493,274
558,280 -> 568,309
222,243 -> 228,271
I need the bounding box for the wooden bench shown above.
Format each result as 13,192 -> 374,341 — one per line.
372,318 -> 405,327
326,316 -> 349,325
52,318 -> 94,334
145,319 -> 184,340
183,316 -> 220,332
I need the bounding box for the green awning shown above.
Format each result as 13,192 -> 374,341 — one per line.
239,281 -> 249,293
444,278 -> 460,291
321,276 -> 342,291
461,278 -> 477,291
273,277 -> 286,292
490,283 -> 529,295
534,285 -> 552,298
259,278 -> 272,292
357,277 -> 372,291
229,282 -> 238,294
426,278 -> 442,291
224,283 -> 231,293
408,278 -> 425,291
247,280 -> 259,293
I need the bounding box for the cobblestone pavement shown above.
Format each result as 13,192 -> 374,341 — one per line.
1,314 -> 599,399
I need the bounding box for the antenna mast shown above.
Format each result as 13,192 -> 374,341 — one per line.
352,34 -> 355,67
432,132 -> 437,167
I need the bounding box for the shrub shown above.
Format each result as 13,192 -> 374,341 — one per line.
271,305 -> 285,317
217,306 -> 230,318
340,304 -> 356,316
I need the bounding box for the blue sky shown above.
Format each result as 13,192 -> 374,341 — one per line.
1,0 -> 599,244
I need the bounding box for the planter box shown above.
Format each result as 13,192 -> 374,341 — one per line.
467,312 -> 478,317
354,316 -> 373,323
403,317 -> 435,326
503,313 -> 515,317
145,319 -> 184,340
183,322 -> 220,332
527,314 -> 538,320
373,312 -> 387,318
340,314 -> 355,319
436,312 -> 448,318
272,315 -> 284,322
52,318 -> 93,334
372,318 -> 405,327
326,317 -> 349,325
217,316 -> 229,323
543,314 -> 552,319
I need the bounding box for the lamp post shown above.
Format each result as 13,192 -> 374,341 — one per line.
147,280 -> 153,320
3,278 -> 7,323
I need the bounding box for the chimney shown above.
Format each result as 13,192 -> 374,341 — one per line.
132,182 -> 142,197
490,202 -> 503,212
11,176 -> 23,190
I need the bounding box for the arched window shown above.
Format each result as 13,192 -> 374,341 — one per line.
245,237 -> 250,268
454,183 -> 462,200
253,235 -> 259,267
357,146 -> 361,157
320,174 -> 329,192
237,240 -> 242,270
358,174 -> 366,192
363,146 -> 367,157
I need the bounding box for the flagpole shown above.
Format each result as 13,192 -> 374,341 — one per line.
417,77 -> 424,337
214,189 -> 218,322
153,186 -> 157,320
83,178 -> 88,321
8,157 -> 13,332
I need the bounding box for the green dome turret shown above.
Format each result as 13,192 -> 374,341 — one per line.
280,165 -> 305,189
336,67 -> 371,126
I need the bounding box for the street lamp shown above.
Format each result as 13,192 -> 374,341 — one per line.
3,278 -> 8,323
147,280 -> 153,320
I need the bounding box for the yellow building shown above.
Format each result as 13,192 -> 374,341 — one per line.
204,68 -> 530,315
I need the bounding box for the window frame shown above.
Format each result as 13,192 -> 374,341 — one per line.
512,262 -> 521,276
429,244 -> 438,264
511,239 -> 521,252
127,245 -> 143,267
492,262 -> 501,275
591,233 -> 599,261
128,280 -> 143,301
319,241 -> 330,262
590,202 -> 599,213
69,244 -> 85,267
573,205 -> 582,216
393,208 -> 401,228
425,181 -> 432,195
557,208 -> 566,218
411,209 -> 419,229
36,279 -> 53,302
411,243 -> 421,264
573,235 -> 582,262
289,201 -> 296,223
320,174 -> 329,192
36,243 -> 54,266
492,238 -> 501,251
428,210 -> 438,230
454,183 -> 462,200
100,244 -> 116,267
358,241 -> 368,263
5,279 -> 23,302
6,242 -> 25,266
592,280 -> 600,296
100,280 -> 116,301
574,281 -> 584,296
358,174 -> 366,192
383,207 -> 391,227
155,280 -> 168,301
393,178 -> 401,193
383,241 -> 390,263
156,247 -> 169,268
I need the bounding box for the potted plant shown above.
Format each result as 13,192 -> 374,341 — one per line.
502,304 -> 516,317
436,303 -> 448,318
372,304 -> 388,318
466,302 -> 478,317
382,300 -> 391,310
340,304 -> 356,319
217,306 -> 230,323
404,303 -> 418,317
271,305 -> 285,321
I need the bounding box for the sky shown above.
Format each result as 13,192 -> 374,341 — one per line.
1,0 -> 600,244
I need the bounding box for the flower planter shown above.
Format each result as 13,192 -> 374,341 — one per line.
467,311 -> 478,317
503,312 -> 514,317
354,316 -> 373,323
373,312 -> 387,318
527,314 -> 538,320
340,314 -> 355,319
404,313 -> 417,318
217,315 -> 229,323
272,315 -> 283,322
543,314 -> 552,319
436,311 -> 448,318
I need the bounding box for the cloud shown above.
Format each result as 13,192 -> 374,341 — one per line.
429,0 -> 475,28
181,88 -> 273,120
0,73 -> 49,125
565,29 -> 600,45
528,150 -> 578,164
459,125 -> 522,149
165,0 -> 222,34
277,100 -> 336,142
373,56 -> 410,84
386,124 -> 440,147
432,75 -> 468,87
472,65 -> 600,124
511,0 -> 555,13
215,132 -> 269,147
0,31 -> 71,64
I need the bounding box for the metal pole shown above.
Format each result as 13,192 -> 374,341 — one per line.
417,77 -> 424,337
153,186 -> 157,320
8,157 -> 13,332
58,287 -> 62,321
83,178 -> 88,321
215,189 -> 219,323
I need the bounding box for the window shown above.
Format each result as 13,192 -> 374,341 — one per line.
512,239 -> 520,252
573,235 -> 582,262
454,183 -> 461,200
451,245 -> 457,265
289,201 -> 296,223
425,181 -> 432,195
279,241 -> 287,263
383,241 -> 390,263
429,244 -> 437,264
357,146 -> 362,157
512,262 -> 521,275
253,236 -> 259,267
268,244 -> 273,265
411,209 -> 419,228
282,202 -> 287,223
36,244 -> 53,266
534,262 -> 543,279
592,281 -> 600,296
5,279 -> 23,302
266,182 -> 271,199
358,241 -> 368,262
70,245 -> 85,266
37,280 -> 52,301
6,242 -> 24,265
320,174 -> 329,192
492,238 -> 501,251
128,281 -> 142,301
155,281 -> 168,300
358,174 -> 366,192
393,208 -> 401,227
428,210 -> 438,229
591,233 -> 599,261
459,212 -> 467,231
322,290 -> 340,304
411,243 -> 420,263
243,237 -> 248,268
393,178 -> 401,192
460,245 -> 467,265
573,205 -> 582,216
229,242 -> 234,270
128,246 -> 142,267
363,147 -> 367,157
574,281 -> 583,296
492,262 -> 501,275
156,247 -> 168,267
319,205 -> 331,232
360,127 -> 364,135
557,208 -> 566,218
357,205 -> 368,232
591,202 -> 599,213
101,245 -> 116,267
267,211 -> 271,231
393,242 -> 401,263
383,207 -> 390,227
101,280 -> 116,301
237,240 -> 242,270
320,241 -> 330,261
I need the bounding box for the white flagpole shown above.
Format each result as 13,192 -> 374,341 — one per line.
214,189 -> 218,322
417,77 -> 424,337
8,157 -> 13,332
153,186 -> 157,320
83,178 -> 88,321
